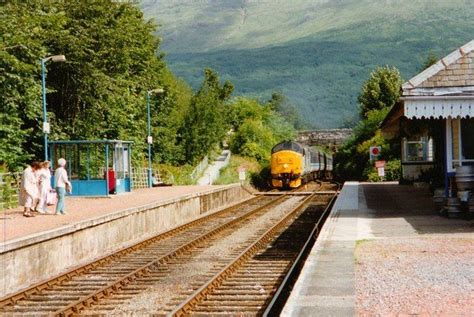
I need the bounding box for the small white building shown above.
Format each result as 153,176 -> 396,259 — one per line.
382,40 -> 474,194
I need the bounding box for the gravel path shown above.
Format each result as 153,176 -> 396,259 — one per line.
109,196 -> 305,315
356,237 -> 474,316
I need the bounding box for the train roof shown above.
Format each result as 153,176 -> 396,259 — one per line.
271,141 -> 304,154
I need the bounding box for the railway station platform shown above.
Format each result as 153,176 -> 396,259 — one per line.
283,181 -> 473,316
0,184 -> 252,297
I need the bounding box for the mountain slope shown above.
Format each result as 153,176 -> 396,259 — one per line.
141,0 -> 474,128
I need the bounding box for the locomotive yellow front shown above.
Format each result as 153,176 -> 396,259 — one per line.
271,150 -> 303,188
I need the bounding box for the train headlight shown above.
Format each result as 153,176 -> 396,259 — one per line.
283,163 -> 289,169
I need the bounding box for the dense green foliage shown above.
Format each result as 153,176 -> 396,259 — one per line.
335,67 -> 402,181
1,1 -> 299,181
358,67 -> 402,119
182,69 -> 233,163
1,1 -> 169,169
229,97 -> 295,164
144,0 -> 474,128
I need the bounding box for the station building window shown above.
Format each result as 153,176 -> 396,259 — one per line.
402,136 -> 434,163
451,118 -> 474,168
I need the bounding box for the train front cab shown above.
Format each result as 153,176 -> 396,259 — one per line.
271,142 -> 303,189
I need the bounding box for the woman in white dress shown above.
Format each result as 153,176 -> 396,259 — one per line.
19,161 -> 40,217
36,161 -> 52,214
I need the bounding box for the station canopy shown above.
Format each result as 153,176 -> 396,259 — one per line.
401,40 -> 474,120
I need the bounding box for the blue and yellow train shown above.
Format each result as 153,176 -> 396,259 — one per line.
270,140 -> 333,189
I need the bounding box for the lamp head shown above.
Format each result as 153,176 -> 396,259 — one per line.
148,88 -> 164,95
51,55 -> 66,62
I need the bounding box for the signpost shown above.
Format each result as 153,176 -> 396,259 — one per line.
375,160 -> 385,168
375,160 -> 385,180
369,146 -> 381,161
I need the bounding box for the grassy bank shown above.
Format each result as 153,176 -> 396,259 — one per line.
214,155 -> 261,185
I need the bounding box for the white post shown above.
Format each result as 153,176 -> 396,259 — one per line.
457,118 -> 462,166
446,119 -> 453,173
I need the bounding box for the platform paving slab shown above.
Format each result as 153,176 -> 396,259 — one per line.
282,181 -> 473,316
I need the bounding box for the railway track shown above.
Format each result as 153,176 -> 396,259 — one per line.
0,182 -> 337,316
171,183 -> 338,316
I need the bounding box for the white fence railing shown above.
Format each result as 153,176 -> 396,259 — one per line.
131,167 -> 164,189
190,156 -> 209,181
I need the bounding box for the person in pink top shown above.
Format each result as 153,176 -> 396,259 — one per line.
54,158 -> 72,215
19,161 -> 41,217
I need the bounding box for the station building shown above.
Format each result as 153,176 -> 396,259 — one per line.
382,40 -> 474,194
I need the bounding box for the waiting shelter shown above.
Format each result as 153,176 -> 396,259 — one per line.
382,40 -> 474,197
48,140 -> 133,196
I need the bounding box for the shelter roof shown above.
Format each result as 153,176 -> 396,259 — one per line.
402,40 -> 474,97
48,140 -> 133,145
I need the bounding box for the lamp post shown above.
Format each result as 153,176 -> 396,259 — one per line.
41,54 -> 66,161
146,88 -> 164,187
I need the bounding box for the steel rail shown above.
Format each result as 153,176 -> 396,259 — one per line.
54,194 -> 291,316
262,182 -> 341,316
0,194 -> 263,308
169,191 -> 318,316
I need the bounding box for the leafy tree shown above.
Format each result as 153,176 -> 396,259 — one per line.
151,69 -> 192,164
0,2 -> 64,169
420,51 -> 438,71
182,68 -> 234,163
0,0 -> 196,170
229,97 -> 269,129
230,119 -> 275,162
268,92 -> 306,129
336,65 -> 402,180
358,66 -> 402,119
229,97 -> 295,163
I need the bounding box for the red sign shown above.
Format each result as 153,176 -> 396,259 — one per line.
375,160 -> 386,168
370,147 -> 380,156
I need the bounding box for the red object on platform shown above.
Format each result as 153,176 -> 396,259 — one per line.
107,170 -> 116,193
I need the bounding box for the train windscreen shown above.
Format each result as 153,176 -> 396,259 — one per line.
271,141 -> 304,154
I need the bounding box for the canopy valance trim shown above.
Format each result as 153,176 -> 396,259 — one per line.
404,99 -> 474,119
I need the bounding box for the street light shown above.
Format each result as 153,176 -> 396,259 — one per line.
41,54 -> 66,161
146,88 -> 164,187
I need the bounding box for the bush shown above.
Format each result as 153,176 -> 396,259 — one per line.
1,174 -> 18,210
214,155 -> 261,185
365,159 -> 401,182
250,165 -> 272,190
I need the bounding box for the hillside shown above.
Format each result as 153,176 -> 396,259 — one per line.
141,0 -> 474,128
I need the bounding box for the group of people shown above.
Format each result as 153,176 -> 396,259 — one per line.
19,158 -> 71,217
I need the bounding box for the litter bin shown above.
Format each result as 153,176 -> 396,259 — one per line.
107,170 -> 116,194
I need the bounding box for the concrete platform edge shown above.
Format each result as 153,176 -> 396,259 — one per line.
1,184 -> 240,254
281,181 -> 359,316
0,184 -> 252,297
